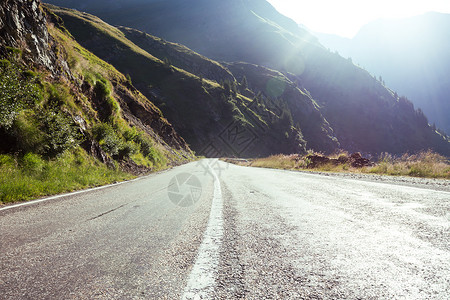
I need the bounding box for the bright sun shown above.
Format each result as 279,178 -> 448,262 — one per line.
267,0 -> 450,37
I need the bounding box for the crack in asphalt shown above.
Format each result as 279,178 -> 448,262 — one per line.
215,182 -> 246,299
87,203 -> 128,221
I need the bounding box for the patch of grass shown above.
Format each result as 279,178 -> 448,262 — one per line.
251,154 -> 304,169
312,162 -> 351,172
247,150 -> 450,179
130,152 -> 153,168
366,150 -> 450,179
0,148 -> 133,204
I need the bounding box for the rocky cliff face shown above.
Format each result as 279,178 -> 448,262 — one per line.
0,0 -> 56,70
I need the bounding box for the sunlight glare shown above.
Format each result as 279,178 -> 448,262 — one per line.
267,0 -> 450,37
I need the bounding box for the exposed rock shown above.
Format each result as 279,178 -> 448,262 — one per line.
82,139 -> 115,169
306,155 -> 331,168
113,80 -> 189,151
306,152 -> 373,168
337,155 -> 349,164
0,0 -> 55,70
349,152 -> 374,168
119,158 -> 151,176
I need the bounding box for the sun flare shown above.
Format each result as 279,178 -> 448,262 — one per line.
267,0 -> 450,37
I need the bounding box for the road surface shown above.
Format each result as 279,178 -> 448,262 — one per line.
1,159 -> 449,299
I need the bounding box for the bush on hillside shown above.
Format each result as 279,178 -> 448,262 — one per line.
38,109 -> 81,157
92,123 -> 123,156
0,58 -> 41,129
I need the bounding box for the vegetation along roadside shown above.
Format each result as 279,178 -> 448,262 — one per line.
0,2 -> 193,204
225,150 -> 450,180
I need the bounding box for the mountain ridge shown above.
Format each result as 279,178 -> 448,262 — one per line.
316,12 -> 450,135
47,4 -> 338,157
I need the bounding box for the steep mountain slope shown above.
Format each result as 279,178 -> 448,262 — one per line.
223,62 -> 337,151
118,27 -> 338,152
0,0 -> 193,176
45,0 -> 450,156
47,5 -> 339,157
45,0 -> 319,70
117,26 -> 236,84
316,12 -> 450,135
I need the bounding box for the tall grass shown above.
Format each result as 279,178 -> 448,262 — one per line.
248,150 -> 450,179
366,150 -> 450,178
251,154 -> 305,169
0,148 -> 133,204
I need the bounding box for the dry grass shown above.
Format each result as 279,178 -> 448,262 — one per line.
250,154 -> 303,169
365,151 -> 450,178
246,150 -> 450,179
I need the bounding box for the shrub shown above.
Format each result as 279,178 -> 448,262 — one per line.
92,123 -> 157,161
123,127 -> 139,142
92,122 -> 142,158
147,147 -> 166,167
0,58 -> 40,128
94,79 -> 120,120
94,79 -> 111,99
38,110 -> 81,157
11,112 -> 45,154
134,132 -> 154,157
93,123 -> 123,156
21,153 -> 45,173
0,154 -> 16,167
118,141 -> 139,159
45,83 -> 67,108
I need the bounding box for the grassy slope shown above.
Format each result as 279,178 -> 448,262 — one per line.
46,19 -> 191,166
118,26 -> 236,84
0,151 -> 132,204
0,7 -> 193,204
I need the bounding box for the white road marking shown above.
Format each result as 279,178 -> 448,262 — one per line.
182,160 -> 224,300
0,177 -> 142,212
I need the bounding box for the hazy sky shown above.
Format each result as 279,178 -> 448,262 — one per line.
266,0 -> 450,37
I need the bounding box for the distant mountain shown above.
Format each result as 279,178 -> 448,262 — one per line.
316,12 -> 450,135
45,0 -> 450,156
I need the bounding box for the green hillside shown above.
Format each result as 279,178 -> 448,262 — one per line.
118,26 -> 236,84
0,1 -> 192,203
47,5 -> 338,157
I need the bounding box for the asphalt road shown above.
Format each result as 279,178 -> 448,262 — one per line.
1,159 -> 449,299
